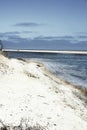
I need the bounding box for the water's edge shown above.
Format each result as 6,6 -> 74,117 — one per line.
8,52 -> 87,89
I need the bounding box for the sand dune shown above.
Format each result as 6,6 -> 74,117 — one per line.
0,53 -> 87,130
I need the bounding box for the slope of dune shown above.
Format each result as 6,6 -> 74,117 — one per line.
0,53 -> 87,130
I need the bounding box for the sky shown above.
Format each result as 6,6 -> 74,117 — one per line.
0,0 -> 87,50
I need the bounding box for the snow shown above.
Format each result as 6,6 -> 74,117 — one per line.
0,54 -> 87,130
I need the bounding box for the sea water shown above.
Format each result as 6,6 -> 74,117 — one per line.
8,52 -> 87,88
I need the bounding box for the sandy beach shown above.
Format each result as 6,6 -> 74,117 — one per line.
0,53 -> 87,130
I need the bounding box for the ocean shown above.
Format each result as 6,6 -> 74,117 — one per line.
7,52 -> 87,88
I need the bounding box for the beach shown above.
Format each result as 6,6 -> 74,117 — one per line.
0,53 -> 87,130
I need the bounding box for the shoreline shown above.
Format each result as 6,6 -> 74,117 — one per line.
28,59 -> 87,94
0,54 -> 87,130
2,49 -> 87,55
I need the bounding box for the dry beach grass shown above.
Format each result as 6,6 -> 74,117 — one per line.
0,53 -> 87,130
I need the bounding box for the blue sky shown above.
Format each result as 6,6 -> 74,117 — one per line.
0,0 -> 87,50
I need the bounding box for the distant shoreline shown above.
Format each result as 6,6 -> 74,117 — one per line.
2,49 -> 87,54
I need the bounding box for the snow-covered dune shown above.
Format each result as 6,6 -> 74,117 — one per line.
0,53 -> 87,130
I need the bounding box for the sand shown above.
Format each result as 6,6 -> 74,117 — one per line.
0,53 -> 87,130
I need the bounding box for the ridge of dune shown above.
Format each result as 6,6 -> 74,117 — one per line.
0,53 -> 87,130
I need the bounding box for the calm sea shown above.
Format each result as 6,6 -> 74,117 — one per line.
8,52 -> 87,88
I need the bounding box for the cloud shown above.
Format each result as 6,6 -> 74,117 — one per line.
22,31 -> 33,34
3,35 -> 87,51
34,35 -> 74,41
0,31 -> 34,41
0,31 -> 33,36
75,32 -> 87,35
4,31 -> 20,35
0,31 -> 20,37
1,31 -> 87,50
14,22 -> 44,27
78,36 -> 87,38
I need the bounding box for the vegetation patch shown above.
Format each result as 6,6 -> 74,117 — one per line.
0,119 -> 46,130
24,70 -> 39,79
